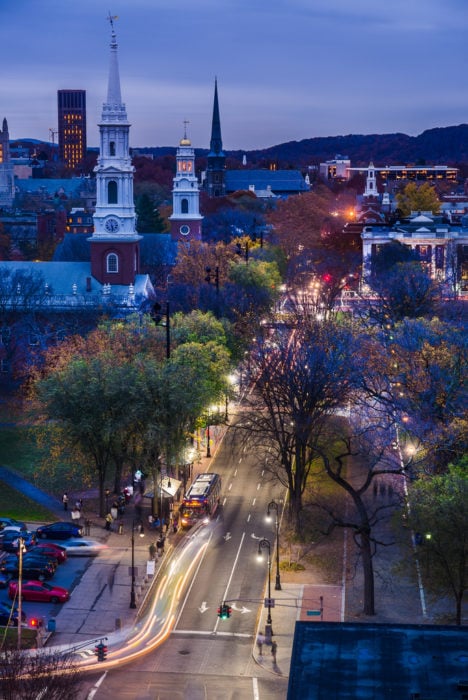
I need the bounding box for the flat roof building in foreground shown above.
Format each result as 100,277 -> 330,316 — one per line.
288,622 -> 467,699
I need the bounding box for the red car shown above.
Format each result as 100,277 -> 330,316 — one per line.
8,580 -> 70,603
29,543 -> 67,563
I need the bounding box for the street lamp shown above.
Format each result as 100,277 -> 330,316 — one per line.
159,475 -> 171,536
266,500 -> 282,590
130,519 -> 144,609
257,537 -> 272,627
206,422 -> 211,458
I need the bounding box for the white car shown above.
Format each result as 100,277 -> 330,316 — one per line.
60,539 -> 108,556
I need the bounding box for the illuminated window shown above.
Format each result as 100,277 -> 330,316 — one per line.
107,253 -> 118,273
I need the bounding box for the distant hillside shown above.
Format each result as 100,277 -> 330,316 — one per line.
237,125 -> 468,167
13,124 -> 468,168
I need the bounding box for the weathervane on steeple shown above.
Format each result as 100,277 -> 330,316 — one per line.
183,119 -> 190,140
107,11 -> 118,30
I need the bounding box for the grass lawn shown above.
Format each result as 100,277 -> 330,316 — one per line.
0,421 -> 71,521
0,480 -> 55,522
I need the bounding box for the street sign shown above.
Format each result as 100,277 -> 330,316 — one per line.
264,598 -> 275,608
307,610 -> 321,616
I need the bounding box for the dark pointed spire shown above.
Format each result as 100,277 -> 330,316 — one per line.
208,78 -> 224,157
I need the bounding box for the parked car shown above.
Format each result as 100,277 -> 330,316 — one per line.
0,571 -> 11,588
0,530 -> 36,553
3,552 -> 58,572
35,522 -> 83,540
0,601 -> 26,626
1,559 -> 55,581
8,580 -> 70,603
61,539 -> 108,556
0,518 -> 26,531
29,543 -> 67,563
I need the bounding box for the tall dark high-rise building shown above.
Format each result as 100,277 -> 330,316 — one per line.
57,89 -> 87,170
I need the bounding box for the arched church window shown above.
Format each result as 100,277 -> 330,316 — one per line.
107,253 -> 119,273
181,198 -> 189,214
108,180 -> 117,204
109,141 -> 116,156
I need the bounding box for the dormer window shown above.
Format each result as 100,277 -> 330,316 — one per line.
107,253 -> 119,273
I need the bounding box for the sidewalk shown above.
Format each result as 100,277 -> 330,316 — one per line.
45,426 -> 229,648
252,582 -> 342,677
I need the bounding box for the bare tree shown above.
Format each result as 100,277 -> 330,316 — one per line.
236,317 -> 359,532
0,647 -> 83,700
308,419 -> 405,616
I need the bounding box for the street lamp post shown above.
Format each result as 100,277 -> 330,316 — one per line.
206,422 -> 211,458
267,500 -> 282,590
257,537 -> 272,628
17,536 -> 24,649
130,520 -> 144,609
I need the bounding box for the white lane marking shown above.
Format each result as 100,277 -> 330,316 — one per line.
228,482 -> 233,491
174,530 -> 213,628
214,532 -> 246,633
234,468 -> 238,476
247,513 -> 251,522
253,677 -> 260,700
252,498 -> 256,506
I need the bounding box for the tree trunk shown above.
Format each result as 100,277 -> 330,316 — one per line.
456,593 -> 462,626
360,529 -> 376,615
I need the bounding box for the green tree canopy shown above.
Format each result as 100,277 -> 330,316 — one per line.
396,182 -> 440,217
408,462 -> 467,624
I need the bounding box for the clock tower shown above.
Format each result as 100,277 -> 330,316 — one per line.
90,17 -> 141,285
169,125 -> 203,241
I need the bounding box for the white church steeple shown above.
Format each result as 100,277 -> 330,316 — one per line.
169,122 -> 203,241
90,15 -> 142,286
364,162 -> 378,198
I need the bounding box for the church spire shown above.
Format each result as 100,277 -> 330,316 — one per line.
208,78 -> 224,157
102,13 -> 127,122
205,78 -> 226,197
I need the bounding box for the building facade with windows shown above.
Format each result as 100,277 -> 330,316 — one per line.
57,90 -> 87,170
0,118 -> 14,207
362,212 -> 468,294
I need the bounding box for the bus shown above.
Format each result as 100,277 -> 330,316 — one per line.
179,473 -> 222,528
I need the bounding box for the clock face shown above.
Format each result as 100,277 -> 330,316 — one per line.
180,225 -> 190,236
105,217 -> 120,233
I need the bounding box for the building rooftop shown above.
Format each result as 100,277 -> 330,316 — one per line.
288,622 -> 468,700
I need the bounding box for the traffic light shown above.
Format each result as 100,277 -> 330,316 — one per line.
217,602 -> 232,619
95,641 -> 108,662
29,617 -> 42,629
151,303 -> 162,324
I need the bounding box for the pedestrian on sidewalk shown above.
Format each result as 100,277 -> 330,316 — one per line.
156,536 -> 165,557
256,632 -> 265,656
108,568 -> 115,594
105,513 -> 113,531
149,542 -> 156,560
62,493 -> 68,511
271,640 -> 277,664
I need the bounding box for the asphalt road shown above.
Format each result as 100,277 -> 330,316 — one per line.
85,418 -> 289,700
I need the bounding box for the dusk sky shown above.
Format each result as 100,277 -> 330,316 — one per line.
1,0 -> 467,151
